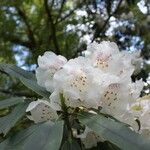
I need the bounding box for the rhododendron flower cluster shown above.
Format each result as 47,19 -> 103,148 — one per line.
26,41 -> 149,148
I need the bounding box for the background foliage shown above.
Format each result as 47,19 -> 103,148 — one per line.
0,0 -> 150,149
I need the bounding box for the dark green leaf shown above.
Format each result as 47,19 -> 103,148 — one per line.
20,77 -> 50,99
0,64 -> 35,80
0,102 -> 29,135
90,141 -> 120,150
0,64 -> 50,99
61,139 -> 81,150
0,97 -> 24,109
78,112 -> 150,150
0,121 -> 64,150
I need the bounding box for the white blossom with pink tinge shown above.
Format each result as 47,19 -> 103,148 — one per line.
36,51 -> 67,92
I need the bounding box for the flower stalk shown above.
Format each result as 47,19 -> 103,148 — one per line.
60,93 -> 73,139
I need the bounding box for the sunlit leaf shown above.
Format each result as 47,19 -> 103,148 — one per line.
0,121 -> 64,150
78,112 -> 150,150
0,102 -> 29,135
0,64 -> 50,99
61,139 -> 81,150
0,64 -> 35,80
20,77 -> 50,99
0,97 -> 24,109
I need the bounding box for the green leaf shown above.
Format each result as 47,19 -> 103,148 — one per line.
90,141 -> 120,150
0,64 -> 35,80
61,139 -> 81,150
0,121 -> 64,150
78,112 -> 150,150
0,102 -> 29,135
20,77 -> 50,99
0,64 -> 50,99
0,97 -> 24,109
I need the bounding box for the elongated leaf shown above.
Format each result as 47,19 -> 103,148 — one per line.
61,139 -> 81,150
0,64 -> 35,80
0,64 -> 50,99
0,102 -> 29,135
78,112 -> 150,150
20,77 -> 50,99
91,141 -> 120,150
0,97 -> 24,109
0,121 -> 64,150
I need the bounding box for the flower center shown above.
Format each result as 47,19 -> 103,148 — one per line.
102,83 -> 120,106
49,64 -> 62,78
93,53 -> 111,69
70,71 -> 88,92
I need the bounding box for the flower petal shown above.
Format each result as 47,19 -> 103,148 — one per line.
26,99 -> 58,123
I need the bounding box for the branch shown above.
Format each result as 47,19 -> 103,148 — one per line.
56,9 -> 75,24
15,7 -> 36,49
92,0 -> 123,41
9,36 -> 33,48
55,0 -> 66,24
50,0 -> 55,9
0,70 -> 8,76
56,2 -> 84,24
44,0 -> 60,55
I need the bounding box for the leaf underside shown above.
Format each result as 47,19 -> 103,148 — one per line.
78,112 -> 150,150
0,121 -> 64,150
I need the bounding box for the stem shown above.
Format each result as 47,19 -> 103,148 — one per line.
60,93 -> 73,139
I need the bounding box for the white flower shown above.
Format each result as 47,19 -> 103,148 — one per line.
131,51 -> 143,75
83,41 -> 119,58
50,56 -> 122,110
139,110 -> 150,129
84,41 -> 119,70
130,95 -> 150,117
100,83 -> 129,118
128,79 -> 144,100
37,51 -> 67,70
100,79 -> 143,125
36,51 -> 67,92
76,127 -> 104,149
26,99 -> 58,123
131,95 -> 150,139
127,95 -> 150,134
120,112 -> 139,131
49,90 -> 62,111
50,57 -> 103,109
83,41 -> 142,78
140,129 -> 150,140
33,41 -> 144,134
